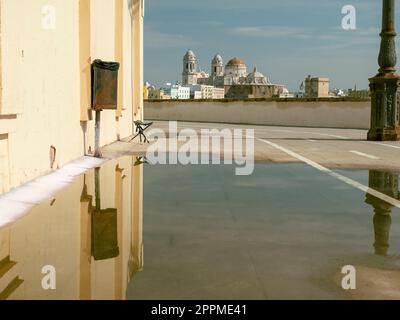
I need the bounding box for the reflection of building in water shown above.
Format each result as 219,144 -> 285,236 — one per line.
0,229 -> 24,299
365,170 -> 399,256
129,160 -> 144,282
0,156 -> 143,300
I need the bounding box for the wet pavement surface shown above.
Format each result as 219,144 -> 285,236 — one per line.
128,164 -> 400,300
1,156 -> 399,299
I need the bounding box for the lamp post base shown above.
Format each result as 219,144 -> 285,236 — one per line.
367,73 -> 400,141
367,127 -> 400,141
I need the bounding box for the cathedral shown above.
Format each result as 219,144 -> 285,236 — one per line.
182,50 -> 288,99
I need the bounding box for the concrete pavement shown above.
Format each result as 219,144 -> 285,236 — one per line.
102,121 -> 400,172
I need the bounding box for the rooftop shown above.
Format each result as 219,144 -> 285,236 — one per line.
226,57 -> 246,66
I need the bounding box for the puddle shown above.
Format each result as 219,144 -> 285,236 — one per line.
0,159 -> 399,300
0,156 -> 143,300
130,164 -> 400,300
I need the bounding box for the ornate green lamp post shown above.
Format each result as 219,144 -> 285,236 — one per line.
368,0 -> 400,141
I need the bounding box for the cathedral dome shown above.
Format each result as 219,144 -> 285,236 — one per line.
227,57 -> 246,66
212,54 -> 223,65
184,50 -> 196,60
225,57 -> 247,78
246,66 -> 269,84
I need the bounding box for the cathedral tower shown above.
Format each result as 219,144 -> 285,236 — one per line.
182,50 -> 198,85
211,54 -> 224,77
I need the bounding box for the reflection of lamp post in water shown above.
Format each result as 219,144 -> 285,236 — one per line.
365,170 -> 399,255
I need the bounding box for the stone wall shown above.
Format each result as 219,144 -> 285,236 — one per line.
144,98 -> 371,129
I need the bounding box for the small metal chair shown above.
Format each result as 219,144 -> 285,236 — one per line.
134,156 -> 149,166
129,120 -> 153,143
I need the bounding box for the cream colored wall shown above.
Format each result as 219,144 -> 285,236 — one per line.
0,0 -> 143,195
131,0 -> 144,121
0,0 -> 82,193
144,100 -> 371,129
318,80 -> 329,98
0,134 -> 10,193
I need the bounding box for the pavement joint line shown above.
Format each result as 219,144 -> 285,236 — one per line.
251,136 -> 400,210
349,150 -> 380,160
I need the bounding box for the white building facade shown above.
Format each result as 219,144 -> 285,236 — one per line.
163,84 -> 190,100
189,85 -> 214,99
212,87 -> 225,99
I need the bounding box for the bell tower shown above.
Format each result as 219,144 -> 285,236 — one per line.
182,50 -> 198,85
211,54 -> 224,77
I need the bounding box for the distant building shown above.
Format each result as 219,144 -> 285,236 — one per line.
212,87 -> 225,99
226,84 -> 286,99
305,75 -> 330,98
189,85 -> 225,99
143,84 -> 149,100
189,85 -> 214,99
294,92 -> 305,98
163,84 -> 190,100
147,87 -> 171,100
193,91 -> 202,99
330,88 -> 346,97
348,89 -> 370,99
279,88 -> 295,98
182,49 -> 288,99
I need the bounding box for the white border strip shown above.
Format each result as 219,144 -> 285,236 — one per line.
0,156 -> 107,229
368,142 -> 400,150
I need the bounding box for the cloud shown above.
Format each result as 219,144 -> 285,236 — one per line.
144,27 -> 200,48
146,0 -> 340,11
229,26 -> 312,39
229,25 -> 379,44
202,20 -> 224,27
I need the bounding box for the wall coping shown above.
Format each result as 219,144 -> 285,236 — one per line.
145,97 -> 371,103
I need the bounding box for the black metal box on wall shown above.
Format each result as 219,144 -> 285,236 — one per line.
91,59 -> 120,111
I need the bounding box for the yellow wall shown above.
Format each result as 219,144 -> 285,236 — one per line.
0,0 -> 144,194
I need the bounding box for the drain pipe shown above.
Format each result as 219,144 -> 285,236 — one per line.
94,111 -> 101,158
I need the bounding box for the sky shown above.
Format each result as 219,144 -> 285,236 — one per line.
144,0 -> 400,91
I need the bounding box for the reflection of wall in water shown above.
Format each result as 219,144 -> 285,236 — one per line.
0,228 -> 23,299
365,170 -> 399,256
0,157 -> 143,300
